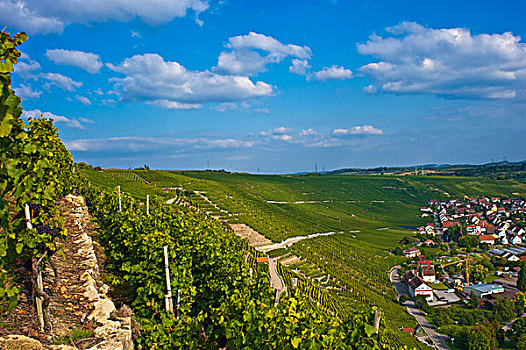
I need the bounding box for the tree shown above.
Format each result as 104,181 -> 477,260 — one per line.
468,327 -> 491,350
518,333 -> 526,350
518,262 -> 526,293
469,293 -> 479,309
471,264 -> 489,282
494,297 -> 518,322
515,292 -> 526,316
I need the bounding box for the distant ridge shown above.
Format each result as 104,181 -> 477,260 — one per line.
323,160 -> 526,180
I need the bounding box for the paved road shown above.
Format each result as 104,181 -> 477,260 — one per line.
268,258 -> 286,306
390,266 -> 451,350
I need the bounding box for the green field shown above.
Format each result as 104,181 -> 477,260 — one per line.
81,168 -> 526,349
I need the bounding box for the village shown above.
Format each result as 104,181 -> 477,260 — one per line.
394,197 -> 526,348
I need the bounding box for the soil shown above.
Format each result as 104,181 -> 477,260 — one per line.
0,198 -> 105,349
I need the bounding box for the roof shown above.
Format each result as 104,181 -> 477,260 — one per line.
465,283 -> 503,293
408,276 -> 428,290
422,269 -> 435,276
479,235 -> 494,241
256,257 -> 268,263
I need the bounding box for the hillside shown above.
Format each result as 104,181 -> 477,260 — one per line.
80,167 -> 526,348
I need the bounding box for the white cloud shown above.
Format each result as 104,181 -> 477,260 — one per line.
358,22 -> 526,99
215,32 -> 312,75
101,99 -> 116,106
260,126 -> 291,136
76,95 -> 92,105
46,49 -> 103,74
147,99 -> 202,110
260,126 -> 294,142
14,54 -> 41,79
299,128 -> 320,137
79,117 -> 94,124
22,109 -> 88,129
363,85 -> 378,94
41,72 -> 83,91
108,53 -> 273,108
66,136 -> 255,152
0,0 -> 209,34
332,125 -> 384,136
289,59 -> 311,76
210,102 -> 238,112
312,65 -> 352,81
210,102 -> 270,114
252,108 -> 270,114
15,84 -> 41,99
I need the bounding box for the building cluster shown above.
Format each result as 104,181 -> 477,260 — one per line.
489,247 -> 526,262
419,197 -> 525,246
403,268 -> 434,303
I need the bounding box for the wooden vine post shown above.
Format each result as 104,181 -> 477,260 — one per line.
118,185 -> 122,212
374,309 -> 382,334
25,204 -> 45,331
163,246 -> 174,313
146,194 -> 149,215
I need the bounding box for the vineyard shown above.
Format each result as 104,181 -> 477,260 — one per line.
75,168 -> 526,349
0,30 -> 403,349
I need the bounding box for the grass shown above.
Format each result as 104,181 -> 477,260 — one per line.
432,281 -> 449,290
53,326 -> 94,345
484,275 -> 501,283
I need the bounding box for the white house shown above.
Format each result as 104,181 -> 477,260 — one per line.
408,276 -> 433,302
422,269 -> 436,283
511,235 -> 522,245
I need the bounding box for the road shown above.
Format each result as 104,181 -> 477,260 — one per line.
390,266 -> 451,350
434,212 -> 445,242
268,258 -> 286,306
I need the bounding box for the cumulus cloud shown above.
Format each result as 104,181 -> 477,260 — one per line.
46,49 -> 103,74
0,0 -> 209,34
41,72 -> 83,91
357,22 -> 526,99
363,85 -> 378,94
107,53 -> 273,108
299,128 -> 320,137
332,125 -> 384,136
215,32 -> 312,75
289,59 -> 311,75
22,109 -> 88,129
312,65 -> 352,81
76,95 -> 92,105
14,54 -> 41,79
259,126 -> 295,142
15,84 -> 41,99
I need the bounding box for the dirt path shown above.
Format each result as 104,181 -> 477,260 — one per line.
268,258 -> 286,306
0,196 -> 132,349
228,223 -> 274,248
257,230 -> 353,253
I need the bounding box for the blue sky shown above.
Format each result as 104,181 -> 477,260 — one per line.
3,0 -> 526,173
